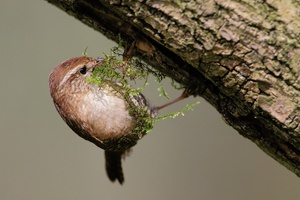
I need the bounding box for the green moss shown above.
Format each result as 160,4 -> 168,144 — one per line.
157,101 -> 200,121
86,43 -> 199,135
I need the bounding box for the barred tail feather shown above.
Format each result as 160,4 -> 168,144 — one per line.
104,151 -> 124,184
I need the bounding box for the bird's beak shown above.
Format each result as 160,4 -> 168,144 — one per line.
92,57 -> 106,73
95,57 -> 105,63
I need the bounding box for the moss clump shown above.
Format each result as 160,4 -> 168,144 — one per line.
86,43 -> 199,138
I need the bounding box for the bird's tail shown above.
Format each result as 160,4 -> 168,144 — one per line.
104,150 -> 126,184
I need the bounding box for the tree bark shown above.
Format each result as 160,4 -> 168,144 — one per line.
46,0 -> 300,177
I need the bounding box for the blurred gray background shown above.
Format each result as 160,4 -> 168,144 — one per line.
1,1 -> 299,200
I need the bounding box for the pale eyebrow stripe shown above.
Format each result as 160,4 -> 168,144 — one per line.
58,67 -> 79,89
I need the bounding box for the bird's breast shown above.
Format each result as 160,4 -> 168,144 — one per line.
75,89 -> 135,141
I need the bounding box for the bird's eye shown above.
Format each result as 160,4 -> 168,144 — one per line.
79,66 -> 87,75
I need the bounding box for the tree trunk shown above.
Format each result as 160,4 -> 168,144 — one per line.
45,0 -> 300,177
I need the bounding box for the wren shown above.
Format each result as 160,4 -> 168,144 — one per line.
49,56 -> 189,184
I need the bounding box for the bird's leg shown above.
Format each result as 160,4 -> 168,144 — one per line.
123,40 -> 136,62
155,89 -> 191,111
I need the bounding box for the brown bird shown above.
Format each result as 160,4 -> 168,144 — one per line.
49,56 -> 189,184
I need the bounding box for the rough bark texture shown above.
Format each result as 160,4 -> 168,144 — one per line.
46,0 -> 300,177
